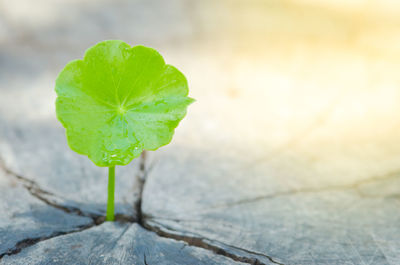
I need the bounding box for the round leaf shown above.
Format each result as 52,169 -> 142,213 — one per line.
55,40 -> 194,167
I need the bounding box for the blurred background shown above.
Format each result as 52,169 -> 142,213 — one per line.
1,0 -> 400,185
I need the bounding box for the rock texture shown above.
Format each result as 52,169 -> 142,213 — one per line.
0,169 -> 93,258
1,223 -> 242,265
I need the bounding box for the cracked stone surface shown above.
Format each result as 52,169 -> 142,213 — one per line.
144,164 -> 400,264
1,0 -> 400,264
1,223 -> 242,265
0,169 -> 93,257
0,118 -> 141,218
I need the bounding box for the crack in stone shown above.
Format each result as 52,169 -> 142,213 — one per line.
0,158 -> 135,222
0,153 -> 286,264
0,223 -> 98,259
208,169 -> 400,209
134,153 -> 284,264
0,159 -> 105,222
134,151 -> 148,226
141,220 -> 284,265
0,158 -> 134,259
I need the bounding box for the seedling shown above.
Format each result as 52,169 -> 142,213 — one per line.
55,40 -> 194,221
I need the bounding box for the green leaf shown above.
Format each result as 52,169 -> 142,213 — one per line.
55,40 -> 194,167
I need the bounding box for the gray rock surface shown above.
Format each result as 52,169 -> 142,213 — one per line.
0,169 -> 93,257
1,223 -> 242,265
143,154 -> 400,264
0,116 -> 141,218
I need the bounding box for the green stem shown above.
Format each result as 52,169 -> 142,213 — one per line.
106,166 -> 115,221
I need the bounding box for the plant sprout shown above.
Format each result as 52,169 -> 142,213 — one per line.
55,40 -> 194,221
